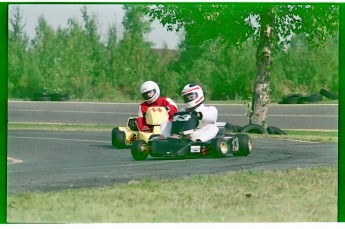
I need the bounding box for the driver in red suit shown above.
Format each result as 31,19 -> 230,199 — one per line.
137,81 -> 178,132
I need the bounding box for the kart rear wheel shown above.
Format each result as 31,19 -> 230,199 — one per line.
112,128 -> 126,149
233,134 -> 252,156
131,140 -> 149,161
212,138 -> 229,158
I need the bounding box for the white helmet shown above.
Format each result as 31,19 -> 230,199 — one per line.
140,81 -> 160,104
181,84 -> 204,108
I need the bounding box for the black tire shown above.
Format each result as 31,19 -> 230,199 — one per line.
241,124 -> 268,134
319,88 -> 338,100
298,95 -> 310,104
33,92 -> 51,101
299,93 -> 323,104
111,128 -> 126,149
211,138 -> 229,158
51,93 -> 69,101
266,126 -> 287,135
282,94 -> 301,104
127,118 -> 139,131
131,140 -> 149,161
233,134 -> 252,156
224,122 -> 242,133
307,93 -> 323,103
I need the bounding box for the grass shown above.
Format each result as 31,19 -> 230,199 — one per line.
8,122 -> 113,132
256,129 -> 338,143
8,122 -> 338,143
7,166 -> 337,223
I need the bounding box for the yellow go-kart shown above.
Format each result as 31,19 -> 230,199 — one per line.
111,106 -> 169,149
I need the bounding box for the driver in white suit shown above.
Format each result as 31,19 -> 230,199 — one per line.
160,83 -> 219,142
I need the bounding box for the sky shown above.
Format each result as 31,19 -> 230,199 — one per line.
9,4 -> 183,49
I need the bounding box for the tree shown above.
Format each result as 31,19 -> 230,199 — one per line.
31,15 -> 59,93
270,33 -> 339,99
80,6 -> 107,92
146,3 -> 339,127
8,6 -> 27,97
115,4 -> 156,99
106,23 -> 120,88
8,6 -> 42,98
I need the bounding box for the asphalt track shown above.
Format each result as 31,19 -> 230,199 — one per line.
7,129 -> 337,194
8,101 -> 338,130
7,101 -> 338,193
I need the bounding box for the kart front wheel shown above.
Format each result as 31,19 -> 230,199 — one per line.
112,128 -> 126,149
212,138 -> 229,158
233,134 -> 252,156
131,140 -> 149,161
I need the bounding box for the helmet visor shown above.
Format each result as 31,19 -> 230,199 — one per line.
183,92 -> 198,103
142,89 -> 156,100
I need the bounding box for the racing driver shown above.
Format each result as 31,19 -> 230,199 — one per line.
161,83 -> 219,142
137,81 -> 178,132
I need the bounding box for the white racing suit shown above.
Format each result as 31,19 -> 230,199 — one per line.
160,103 -> 219,142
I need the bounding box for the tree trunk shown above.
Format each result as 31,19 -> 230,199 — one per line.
250,9 -> 275,128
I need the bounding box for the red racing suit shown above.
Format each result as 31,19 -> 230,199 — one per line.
137,97 -> 178,131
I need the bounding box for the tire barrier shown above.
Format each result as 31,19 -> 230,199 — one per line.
224,122 -> 242,133
266,126 -> 287,135
222,122 -> 288,135
281,94 -> 301,104
51,93 -> 69,101
319,88 -> 338,100
241,124 -> 268,134
300,93 -> 323,103
279,92 -> 323,104
225,124 -> 287,135
32,91 -> 69,101
32,92 -> 51,101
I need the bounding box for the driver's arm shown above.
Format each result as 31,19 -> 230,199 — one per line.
163,98 -> 178,119
198,106 -> 218,124
137,105 -> 150,131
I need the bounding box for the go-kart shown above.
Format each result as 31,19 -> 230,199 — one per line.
130,111 -> 253,160
112,106 -> 169,148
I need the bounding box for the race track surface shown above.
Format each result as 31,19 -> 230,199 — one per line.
7,130 -> 338,194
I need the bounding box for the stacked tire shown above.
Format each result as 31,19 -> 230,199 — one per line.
319,88 -> 338,100
32,92 -> 51,101
223,123 -> 287,135
279,93 -> 323,104
240,124 -> 287,135
279,88 -> 337,104
51,93 -> 69,101
299,93 -> 323,103
281,94 -> 301,104
32,91 -> 69,101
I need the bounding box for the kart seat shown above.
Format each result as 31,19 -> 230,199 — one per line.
128,118 -> 139,131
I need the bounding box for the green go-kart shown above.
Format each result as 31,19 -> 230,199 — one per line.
130,111 -> 253,160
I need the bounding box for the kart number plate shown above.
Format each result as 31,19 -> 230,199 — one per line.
190,146 -> 201,153
233,138 -> 239,151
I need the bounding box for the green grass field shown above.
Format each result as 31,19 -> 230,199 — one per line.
7,124 -> 338,223
7,166 -> 337,223
8,122 -> 338,143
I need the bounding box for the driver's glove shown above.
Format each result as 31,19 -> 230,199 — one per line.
142,126 -> 151,132
165,107 -> 170,112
